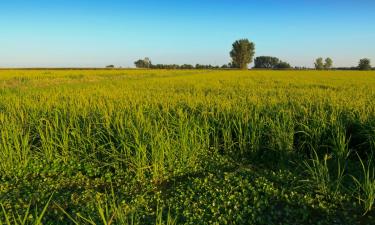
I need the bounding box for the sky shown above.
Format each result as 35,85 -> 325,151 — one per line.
0,0 -> 374,68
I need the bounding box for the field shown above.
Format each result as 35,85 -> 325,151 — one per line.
0,69 -> 375,224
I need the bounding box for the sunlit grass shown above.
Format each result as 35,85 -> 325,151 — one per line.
0,69 -> 375,224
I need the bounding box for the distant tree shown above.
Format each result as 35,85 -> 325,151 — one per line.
144,57 -> 152,68
294,66 -> 308,70
228,62 -> 235,68
254,56 -> 280,69
134,58 -> 152,68
140,62 -> 224,70
324,58 -> 333,70
106,65 -> 115,68
180,64 -> 194,69
314,58 -> 324,70
275,61 -> 292,69
358,58 -> 371,70
153,64 -> 162,69
134,59 -> 145,68
230,39 -> 255,70
194,64 -> 220,69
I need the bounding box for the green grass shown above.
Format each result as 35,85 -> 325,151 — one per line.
0,69 -> 375,224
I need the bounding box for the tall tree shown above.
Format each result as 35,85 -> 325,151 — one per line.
254,56 -> 280,69
230,39 -> 255,70
324,58 -> 333,70
358,58 -> 371,70
314,58 -> 324,70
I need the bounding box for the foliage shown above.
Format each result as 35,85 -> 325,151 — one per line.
358,58 -> 372,70
134,58 -> 152,68
134,62 -> 223,70
315,57 -> 333,70
254,56 -> 280,69
315,58 -> 324,70
324,58 -> 333,70
275,61 -> 292,69
351,155 -> 375,214
314,57 -> 333,70
230,39 -> 255,70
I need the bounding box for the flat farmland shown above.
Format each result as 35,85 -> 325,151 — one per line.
1,70 -> 375,224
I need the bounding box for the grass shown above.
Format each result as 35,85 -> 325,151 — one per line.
352,154 -> 375,215
1,194 -> 53,225
0,69 -> 375,224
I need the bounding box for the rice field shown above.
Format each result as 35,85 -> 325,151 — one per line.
0,69 -> 375,224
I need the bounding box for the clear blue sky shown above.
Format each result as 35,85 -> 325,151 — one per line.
0,0 -> 374,68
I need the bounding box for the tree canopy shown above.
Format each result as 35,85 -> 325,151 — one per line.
275,61 -> 292,69
358,58 -> 371,70
254,56 -> 280,69
324,58 -> 333,69
254,56 -> 291,69
230,39 -> 255,70
134,58 -> 152,68
315,57 -> 333,70
314,58 -> 324,70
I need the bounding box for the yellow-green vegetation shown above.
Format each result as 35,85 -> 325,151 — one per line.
1,69 -> 375,224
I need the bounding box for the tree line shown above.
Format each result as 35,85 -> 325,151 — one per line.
133,58 -> 232,70
313,57 -> 372,70
129,39 -> 372,70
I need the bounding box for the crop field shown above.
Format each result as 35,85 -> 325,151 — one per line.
0,69 -> 375,224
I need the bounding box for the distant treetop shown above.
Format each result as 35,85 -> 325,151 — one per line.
315,57 -> 333,70
254,56 -> 292,69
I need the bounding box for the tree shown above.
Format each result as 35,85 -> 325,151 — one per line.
324,58 -> 333,70
314,58 -> 324,70
358,58 -> 371,70
230,39 -> 255,70
106,65 -> 115,68
134,60 -> 145,68
143,57 -> 152,68
134,58 -> 152,68
180,64 -> 194,69
228,62 -> 235,68
254,56 -> 280,69
221,64 -> 229,69
275,61 -> 292,69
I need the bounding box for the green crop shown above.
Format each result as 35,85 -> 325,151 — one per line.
0,69 -> 374,224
